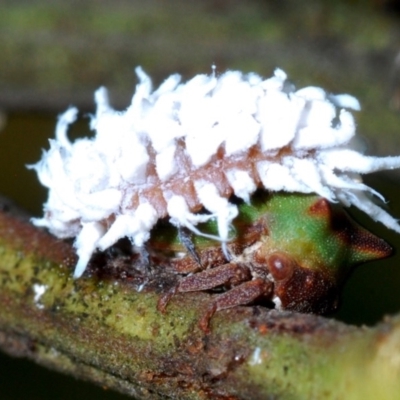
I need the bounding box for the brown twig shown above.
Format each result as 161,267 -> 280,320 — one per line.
0,198 -> 399,399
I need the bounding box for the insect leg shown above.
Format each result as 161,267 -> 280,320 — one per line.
178,226 -> 202,266
199,278 -> 273,332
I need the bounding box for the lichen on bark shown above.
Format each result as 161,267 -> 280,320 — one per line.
0,195 -> 400,399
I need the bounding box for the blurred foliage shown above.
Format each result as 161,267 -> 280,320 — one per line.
1,0 -> 400,398
1,0 -> 400,150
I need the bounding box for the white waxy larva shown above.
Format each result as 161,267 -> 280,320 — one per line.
30,67 -> 400,278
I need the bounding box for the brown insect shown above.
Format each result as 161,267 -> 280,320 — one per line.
152,193 -> 392,332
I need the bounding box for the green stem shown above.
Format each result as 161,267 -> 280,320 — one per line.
0,200 -> 399,399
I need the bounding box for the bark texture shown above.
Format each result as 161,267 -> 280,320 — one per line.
0,198 -> 400,399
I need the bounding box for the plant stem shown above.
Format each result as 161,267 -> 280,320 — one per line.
0,199 -> 399,399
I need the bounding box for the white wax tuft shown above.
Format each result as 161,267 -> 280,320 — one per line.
31,67 -> 400,277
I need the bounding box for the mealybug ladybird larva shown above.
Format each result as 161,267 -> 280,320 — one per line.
31,67 -> 400,279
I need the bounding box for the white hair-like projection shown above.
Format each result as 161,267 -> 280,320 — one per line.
31,67 -> 400,278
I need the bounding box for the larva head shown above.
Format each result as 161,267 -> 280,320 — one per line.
243,192 -> 392,313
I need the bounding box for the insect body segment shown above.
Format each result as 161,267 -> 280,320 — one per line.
31,67 -> 400,279
155,193 -> 391,331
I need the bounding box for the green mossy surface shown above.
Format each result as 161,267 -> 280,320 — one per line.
1,207 -> 400,399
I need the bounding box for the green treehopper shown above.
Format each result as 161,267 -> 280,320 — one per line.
151,192 -> 391,331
